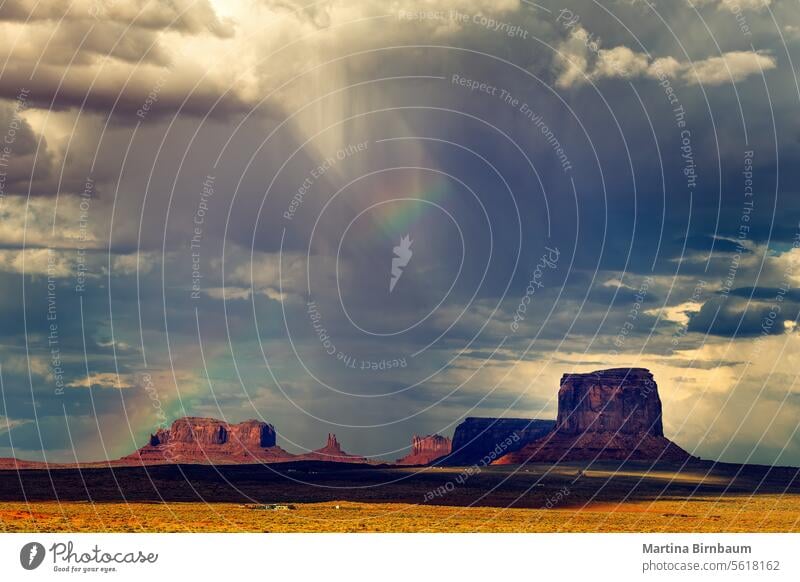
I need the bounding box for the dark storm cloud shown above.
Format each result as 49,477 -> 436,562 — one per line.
0,0 -> 245,121
0,67 -> 251,121
729,286 -> 800,303
0,101 -> 57,195
687,296 -> 794,338
685,235 -> 753,255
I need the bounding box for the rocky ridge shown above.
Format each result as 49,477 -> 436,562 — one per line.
438,417 -> 555,466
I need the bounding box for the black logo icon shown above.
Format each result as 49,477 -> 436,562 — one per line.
20,542 -> 46,570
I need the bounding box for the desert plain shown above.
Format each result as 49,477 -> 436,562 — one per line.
1,460 -> 797,533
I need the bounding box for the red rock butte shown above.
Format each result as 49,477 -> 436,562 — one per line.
396,434 -> 452,465
123,419 -> 370,465
295,433 -> 370,463
495,368 -> 692,464
122,417 -> 293,464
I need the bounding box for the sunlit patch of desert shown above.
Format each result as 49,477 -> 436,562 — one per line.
2,495 -> 799,533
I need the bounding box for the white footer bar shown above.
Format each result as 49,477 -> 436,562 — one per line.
1,533 -> 797,581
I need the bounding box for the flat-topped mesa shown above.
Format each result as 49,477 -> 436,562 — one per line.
396,434 -> 452,465
495,368 -> 692,464
125,417 -> 290,464
556,368 -> 663,436
151,417 -> 277,448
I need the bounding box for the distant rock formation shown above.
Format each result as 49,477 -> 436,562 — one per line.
495,368 -> 692,464
125,420 -> 375,465
438,417 -> 555,466
124,417 -> 293,464
0,457 -> 56,470
396,434 -> 452,465
13,370 -> 693,469
150,417 -> 277,447
296,433 -> 370,464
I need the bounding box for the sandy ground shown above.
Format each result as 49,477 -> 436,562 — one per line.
2,495 -> 799,533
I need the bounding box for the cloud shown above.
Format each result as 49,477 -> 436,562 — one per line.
646,300 -> 704,326
96,339 -> 133,352
0,63 -> 251,120
785,24 -> 800,38
594,46 -> 650,79
203,286 -> 292,302
218,246 -> 347,303
1,354 -> 51,378
0,0 -> 527,122
0,98 -> 59,196
554,26 -> 593,88
0,415 -> 30,434
0,243 -> 159,280
0,0 -> 245,120
0,0 -> 235,36
726,0 -> 771,10
0,248 -> 74,277
109,252 -> 159,276
0,197 -> 99,249
602,277 -> 634,290
647,56 -> 684,79
204,286 -> 253,301
555,25 -> 776,88
66,372 -> 135,390
690,0 -> 772,12
688,297 -> 790,338
686,51 -> 776,85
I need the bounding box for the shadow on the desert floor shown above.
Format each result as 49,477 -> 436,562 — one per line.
1,459 -> 798,508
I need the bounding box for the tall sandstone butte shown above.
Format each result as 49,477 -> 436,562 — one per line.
495,368 -> 692,464
396,434 -> 452,465
295,433 -> 371,464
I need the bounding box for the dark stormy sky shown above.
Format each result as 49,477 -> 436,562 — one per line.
1,0 -> 800,465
